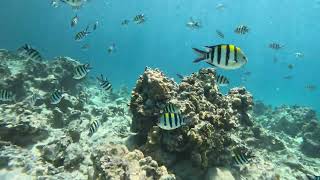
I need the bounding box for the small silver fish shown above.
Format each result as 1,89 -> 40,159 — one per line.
121,19 -> 130,26
107,43 -> 116,54
133,14 -> 146,24
73,63 -> 91,80
295,52 -> 304,58
71,14 -> 78,28
186,17 -> 201,29
269,43 -> 284,50
51,0 -> 59,8
61,0 -> 85,9
234,25 -> 250,35
216,30 -> 224,39
216,3 -> 225,10
0,90 -> 16,102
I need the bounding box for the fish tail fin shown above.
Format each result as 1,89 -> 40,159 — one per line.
192,48 -> 207,63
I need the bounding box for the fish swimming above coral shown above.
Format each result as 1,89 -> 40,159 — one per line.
73,63 -> 91,80
50,89 -> 65,105
75,26 -> 90,41
96,74 -> 112,92
176,74 -> 184,79
88,119 -> 100,136
0,90 -> 16,102
193,44 -> 248,70
215,74 -> 230,86
17,44 -> 42,61
233,152 -> 255,166
157,103 -> 186,130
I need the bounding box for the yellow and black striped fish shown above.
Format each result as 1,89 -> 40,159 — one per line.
158,112 -> 185,130
193,44 -> 248,70
163,103 -> 179,113
88,119 -> 100,136
97,74 -> 112,92
216,74 -> 229,86
269,43 -> 283,50
50,89 -> 65,105
234,25 -> 249,35
0,90 -> 15,102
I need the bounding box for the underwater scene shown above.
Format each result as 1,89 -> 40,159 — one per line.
0,0 -> 320,179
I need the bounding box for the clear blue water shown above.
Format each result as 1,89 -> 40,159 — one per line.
1,0 -> 320,113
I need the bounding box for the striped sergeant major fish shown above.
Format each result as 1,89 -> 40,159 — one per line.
158,112 -> 186,130
216,74 -> 229,86
193,44 -> 248,70
97,74 -> 112,91
162,103 -> 180,113
18,44 -> 42,61
269,43 -> 284,50
50,89 -> 65,105
306,174 -> 320,180
234,25 -> 249,35
216,30 -> 224,39
73,63 -> 91,80
61,0 -> 85,9
88,119 -> 100,136
133,14 -> 146,24
0,90 -> 16,102
71,14 -> 78,28
233,152 -> 254,166
75,26 -> 90,41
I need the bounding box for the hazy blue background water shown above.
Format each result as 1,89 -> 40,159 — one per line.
0,0 -> 320,115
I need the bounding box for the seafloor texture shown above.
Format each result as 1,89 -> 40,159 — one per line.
0,49 -> 319,180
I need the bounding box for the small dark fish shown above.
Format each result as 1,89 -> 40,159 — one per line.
18,44 -> 42,61
234,25 -> 249,35
133,14 -> 145,24
50,89 -> 65,105
216,30 -> 224,39
186,17 -> 201,29
88,119 -> 100,136
269,43 -> 283,50
93,21 -> 99,31
75,26 -> 90,41
306,174 -> 320,180
107,43 -> 116,54
233,152 -> 254,165
97,74 -> 112,91
121,19 -> 130,26
73,63 -> 91,80
0,90 -> 15,102
81,44 -> 90,51
176,74 -> 184,79
305,85 -> 317,91
283,75 -> 293,80
216,74 -> 229,86
288,64 -> 294,70
71,14 -> 78,28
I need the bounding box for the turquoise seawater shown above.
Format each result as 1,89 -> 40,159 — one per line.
0,0 -> 319,114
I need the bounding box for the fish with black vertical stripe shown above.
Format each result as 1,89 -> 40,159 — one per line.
0,90 -> 16,102
17,44 -> 42,61
216,30 -> 224,39
157,103 -> 186,130
88,119 -> 100,136
234,25 -> 249,35
233,152 -> 254,166
193,44 -> 248,70
50,89 -> 65,105
306,174 -> 320,180
73,63 -> 91,80
97,74 -> 112,92
269,43 -> 284,50
75,26 -> 90,41
216,74 -> 229,86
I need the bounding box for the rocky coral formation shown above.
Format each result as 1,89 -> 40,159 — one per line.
91,143 -> 175,180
